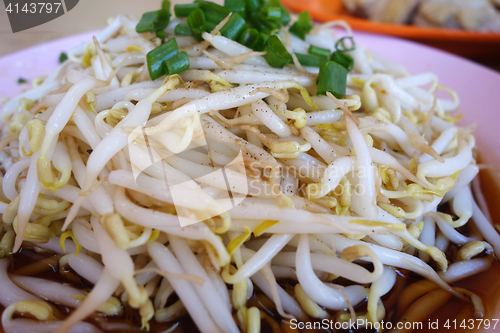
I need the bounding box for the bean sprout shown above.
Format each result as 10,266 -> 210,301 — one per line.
0,2 -> 495,332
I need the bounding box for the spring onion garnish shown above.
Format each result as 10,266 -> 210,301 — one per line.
174,24 -> 193,36
245,0 -> 260,14
205,20 -> 218,33
335,36 -> 356,52
316,61 -> 347,98
224,0 -> 246,17
187,9 -> 207,39
162,0 -> 170,11
173,3 -> 200,17
59,52 -> 68,63
269,0 -> 290,25
263,35 -> 292,68
308,45 -> 330,59
17,78 -> 27,84
245,0 -> 285,34
136,11 -> 160,32
263,17 -> 281,32
164,52 -> 190,75
294,53 -> 324,67
254,32 -> 269,51
156,30 -> 166,40
262,6 -> 282,21
220,12 -> 247,40
146,38 -> 180,80
289,11 -> 313,40
330,51 -> 354,71
144,1 -> 354,96
247,13 -> 270,34
136,8 -> 171,33
238,28 -> 261,48
198,1 -> 232,26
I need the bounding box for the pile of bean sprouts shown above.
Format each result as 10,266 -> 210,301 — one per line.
0,8 -> 499,333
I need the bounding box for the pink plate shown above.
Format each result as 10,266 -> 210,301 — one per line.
1,31 -> 500,329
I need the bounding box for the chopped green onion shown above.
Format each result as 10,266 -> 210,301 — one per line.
224,0 -> 246,17
308,45 -> 330,59
263,35 -> 292,68
297,10 -> 313,26
254,21 -> 279,35
187,9 -> 206,39
262,6 -> 281,21
263,19 -> 281,31
154,10 -> 171,32
59,52 -> 68,63
198,1 -> 232,25
220,12 -> 247,40
136,9 -> 170,33
289,24 -> 306,40
162,0 -> 170,11
289,11 -> 313,40
136,11 -> 159,32
254,32 -> 269,51
174,3 -> 200,17
294,53 -> 323,67
174,24 -> 193,36
335,36 -> 356,52
146,38 -> 179,80
17,78 -> 27,84
248,13 -> 272,34
205,20 -> 218,32
156,30 -> 166,40
280,11 -> 291,26
163,51 -> 190,74
244,0 -> 261,14
330,51 -> 354,71
269,0 -> 290,25
250,17 -> 278,34
238,28 -> 261,49
316,61 -> 347,98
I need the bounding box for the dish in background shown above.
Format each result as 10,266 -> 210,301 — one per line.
281,0 -> 500,60
342,0 -> 500,32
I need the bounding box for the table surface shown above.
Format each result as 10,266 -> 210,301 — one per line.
0,0 -> 498,71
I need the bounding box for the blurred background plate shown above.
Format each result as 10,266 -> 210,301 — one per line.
281,0 -> 500,61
